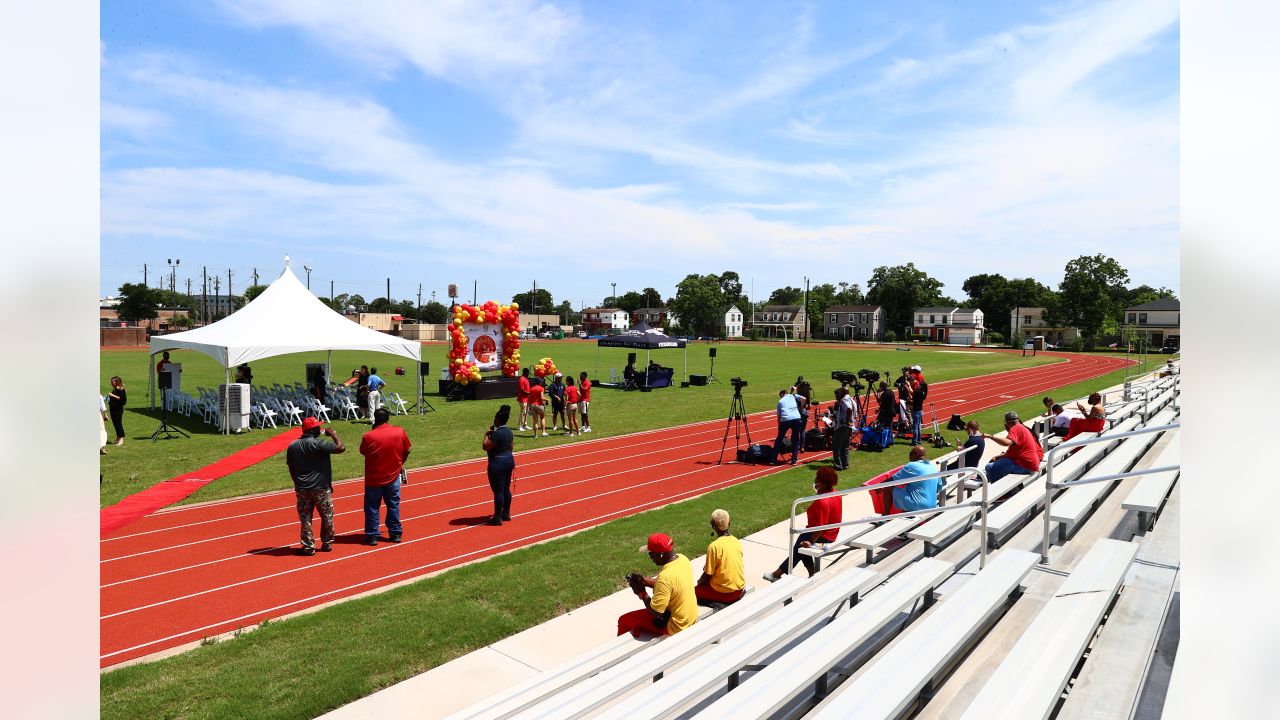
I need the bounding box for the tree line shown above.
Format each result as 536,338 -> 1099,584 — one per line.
113,253 -> 1173,348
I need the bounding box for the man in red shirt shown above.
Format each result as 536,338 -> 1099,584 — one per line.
982,411 -> 1043,483
516,368 -> 532,431
578,371 -> 593,433
764,467 -> 842,580
528,379 -> 547,436
359,408 -> 412,545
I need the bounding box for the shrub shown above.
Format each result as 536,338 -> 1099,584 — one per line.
883,330 -> 896,342
986,331 -> 1004,345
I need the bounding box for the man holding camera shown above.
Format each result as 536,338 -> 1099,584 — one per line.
618,533 -> 698,637
285,417 -> 346,556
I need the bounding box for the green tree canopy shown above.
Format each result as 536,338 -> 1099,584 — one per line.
833,281 -> 864,305
242,284 -> 269,304
1122,285 -> 1177,309
766,286 -> 803,305
668,273 -> 730,336
806,283 -> 838,336
865,263 -> 948,332
368,297 -> 394,313
512,288 -> 554,314
1047,254 -> 1131,346
422,301 -> 449,323
961,273 -> 1057,338
555,300 -> 579,326
115,282 -> 162,323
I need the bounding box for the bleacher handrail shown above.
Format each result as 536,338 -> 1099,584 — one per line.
1039,422 -> 1180,563
788,466 -> 990,574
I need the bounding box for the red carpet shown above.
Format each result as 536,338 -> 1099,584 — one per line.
100,427 -> 301,536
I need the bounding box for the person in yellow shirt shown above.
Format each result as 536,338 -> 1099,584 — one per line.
617,533 -> 698,637
695,509 -> 745,607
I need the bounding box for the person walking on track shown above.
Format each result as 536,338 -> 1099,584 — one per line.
286,417 -> 346,555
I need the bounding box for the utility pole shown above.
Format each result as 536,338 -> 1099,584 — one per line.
213,275 -> 221,321
532,279 -> 538,320
803,276 -> 810,342
472,280 -> 477,306
303,266 -> 312,290
387,277 -> 391,307
227,269 -> 234,313
143,263 -> 148,287
330,280 -> 334,305
417,283 -> 423,322
611,282 -> 616,305
431,290 -> 436,304
252,267 -> 259,286
201,266 -> 208,323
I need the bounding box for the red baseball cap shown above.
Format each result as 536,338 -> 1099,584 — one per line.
301,417 -> 323,432
645,532 -> 674,553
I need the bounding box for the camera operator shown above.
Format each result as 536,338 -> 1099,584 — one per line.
910,371 -> 928,446
831,386 -> 856,471
775,389 -> 804,465
876,381 -> 897,428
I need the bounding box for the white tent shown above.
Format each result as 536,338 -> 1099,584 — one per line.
148,258 -> 422,431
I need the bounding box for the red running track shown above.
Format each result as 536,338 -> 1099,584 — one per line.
100,351 -> 1131,667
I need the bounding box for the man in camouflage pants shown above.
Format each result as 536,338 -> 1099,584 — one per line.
286,417 -> 346,555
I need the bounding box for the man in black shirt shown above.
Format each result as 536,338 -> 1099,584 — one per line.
286,417 -> 346,555
876,381 -> 897,428
955,420 -> 985,468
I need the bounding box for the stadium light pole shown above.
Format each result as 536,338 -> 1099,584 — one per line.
303,265 -> 312,290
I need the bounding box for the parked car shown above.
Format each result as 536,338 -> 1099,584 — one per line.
577,331 -> 588,338
537,331 -> 552,339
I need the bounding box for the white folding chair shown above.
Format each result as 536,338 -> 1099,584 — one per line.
257,402 -> 278,429
386,391 -> 409,415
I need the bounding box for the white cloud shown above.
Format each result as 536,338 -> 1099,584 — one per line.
100,102 -> 168,135
216,0 -> 578,80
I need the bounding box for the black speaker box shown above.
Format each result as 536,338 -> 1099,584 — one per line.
420,361 -> 431,377
158,370 -> 173,390
689,374 -> 708,386
709,347 -> 717,358
628,352 -> 637,365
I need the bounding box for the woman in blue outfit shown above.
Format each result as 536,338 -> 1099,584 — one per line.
483,404 -> 516,525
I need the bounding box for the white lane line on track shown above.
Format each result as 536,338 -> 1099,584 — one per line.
100,420 -> 777,565
100,426 -> 778,586
101,448 -> 829,618
99,457 -> 816,661
102,410 -> 782,541
103,355 -> 1129,555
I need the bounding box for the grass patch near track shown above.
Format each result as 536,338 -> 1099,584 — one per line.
99,357 -> 1137,720
99,342 -> 1058,507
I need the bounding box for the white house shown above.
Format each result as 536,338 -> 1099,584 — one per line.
912,306 -> 985,345
1123,298 -> 1180,347
723,305 -> 744,338
581,307 -> 630,334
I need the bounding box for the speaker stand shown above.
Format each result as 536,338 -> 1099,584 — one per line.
150,389 -> 190,442
707,356 -> 721,383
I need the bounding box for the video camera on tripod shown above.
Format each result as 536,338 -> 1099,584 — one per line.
730,377 -> 748,391
830,370 -> 862,389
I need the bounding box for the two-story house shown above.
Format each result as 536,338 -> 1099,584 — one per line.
1123,298 -> 1180,347
580,307 -> 630,334
912,306 -> 985,345
631,307 -> 670,327
753,305 -> 807,339
723,305 -> 744,338
1010,307 -> 1079,346
822,304 -> 884,340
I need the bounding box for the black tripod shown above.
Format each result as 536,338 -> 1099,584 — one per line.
150,387 -> 190,442
411,385 -> 436,413
707,348 -> 721,383
717,383 -> 753,464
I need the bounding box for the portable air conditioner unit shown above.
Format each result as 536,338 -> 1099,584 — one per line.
219,383 -> 252,431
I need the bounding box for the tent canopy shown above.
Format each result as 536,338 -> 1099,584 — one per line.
596,322 -> 687,350
150,260 -> 422,368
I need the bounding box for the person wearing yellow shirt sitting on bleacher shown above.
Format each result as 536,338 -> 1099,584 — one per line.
695,509 -> 745,607
618,533 -> 698,637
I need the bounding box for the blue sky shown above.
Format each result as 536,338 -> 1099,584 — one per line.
101,0 -> 1179,308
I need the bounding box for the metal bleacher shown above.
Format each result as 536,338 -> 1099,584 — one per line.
441,369 -> 1181,720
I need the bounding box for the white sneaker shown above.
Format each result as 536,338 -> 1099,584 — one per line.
541,432 -> 549,437
583,426 -> 592,433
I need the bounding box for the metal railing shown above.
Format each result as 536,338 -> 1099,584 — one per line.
787,466 -> 990,575
1039,422 -> 1180,563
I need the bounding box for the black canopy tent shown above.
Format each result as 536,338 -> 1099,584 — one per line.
595,323 -> 687,387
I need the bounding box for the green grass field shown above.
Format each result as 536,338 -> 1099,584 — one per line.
99,340 -> 1058,507
99,341 -> 1139,720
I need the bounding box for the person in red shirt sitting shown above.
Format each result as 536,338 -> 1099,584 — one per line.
982,411 -> 1044,482
516,368 -> 532,431
763,467 -> 841,580
1066,392 -> 1107,440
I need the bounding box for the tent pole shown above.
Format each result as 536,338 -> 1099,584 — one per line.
224,365 -> 230,435
683,346 -> 687,383
646,349 -> 651,387
148,351 -> 156,410
417,350 -> 424,415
